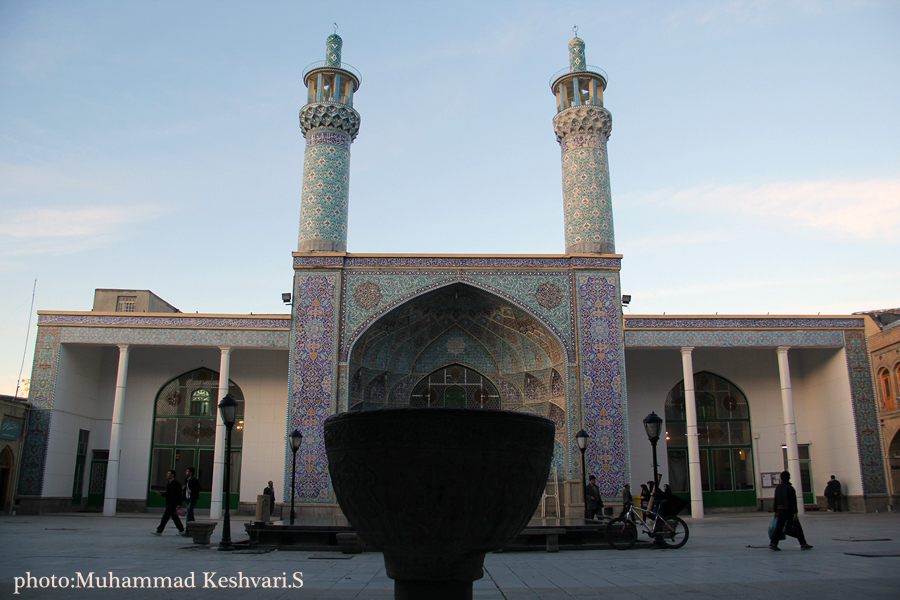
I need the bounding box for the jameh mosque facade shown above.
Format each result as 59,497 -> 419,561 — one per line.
12,34 -> 890,519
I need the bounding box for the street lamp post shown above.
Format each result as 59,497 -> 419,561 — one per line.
218,394 -> 238,551
575,429 -> 589,520
289,429 -> 303,525
643,412 -> 663,508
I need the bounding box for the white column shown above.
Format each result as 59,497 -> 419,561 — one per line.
103,344 -> 130,517
681,347 -> 704,519
209,346 -> 232,520
777,346 -> 804,515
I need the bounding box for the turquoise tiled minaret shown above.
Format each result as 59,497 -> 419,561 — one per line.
298,34 -> 361,252
551,37 -> 614,254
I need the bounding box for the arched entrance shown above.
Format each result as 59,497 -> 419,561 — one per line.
889,429 -> 900,498
664,372 -> 756,509
147,367 -> 245,510
347,282 -> 569,475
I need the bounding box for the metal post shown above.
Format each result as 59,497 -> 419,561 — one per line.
650,438 -> 659,507
219,423 -> 234,551
290,446 -> 298,525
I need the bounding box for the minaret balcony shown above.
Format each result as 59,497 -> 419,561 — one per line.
550,65 -> 607,113
303,62 -> 361,108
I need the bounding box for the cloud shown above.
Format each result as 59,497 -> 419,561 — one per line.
634,179 -> 900,242
0,206 -> 160,239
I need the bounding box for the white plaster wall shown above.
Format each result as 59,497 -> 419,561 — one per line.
621,348 -> 682,491
624,347 -> 794,500
42,344 -> 108,498
792,347 -> 862,497
115,346 -> 222,500
230,349 -> 289,504
101,346 -> 288,503
624,345 -> 860,502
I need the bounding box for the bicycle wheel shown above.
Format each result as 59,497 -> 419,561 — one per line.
605,517 -> 637,550
657,516 -> 689,549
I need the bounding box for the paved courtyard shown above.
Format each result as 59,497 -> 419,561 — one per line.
1,511 -> 899,598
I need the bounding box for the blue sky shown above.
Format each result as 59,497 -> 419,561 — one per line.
1,0 -> 898,395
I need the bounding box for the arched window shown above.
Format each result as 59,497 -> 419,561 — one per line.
408,364 -> 501,409
881,369 -> 894,412
664,372 -> 755,508
149,367 -> 244,509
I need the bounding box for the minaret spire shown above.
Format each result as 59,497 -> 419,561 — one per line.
297,32 -> 361,252
551,34 -> 615,254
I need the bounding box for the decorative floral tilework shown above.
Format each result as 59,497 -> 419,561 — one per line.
624,330 -> 845,348
57,327 -> 288,348
38,314 -> 289,329
626,317 -> 864,330
575,273 -> 628,498
286,272 -> 341,503
843,330 -> 888,495
17,409 -> 51,496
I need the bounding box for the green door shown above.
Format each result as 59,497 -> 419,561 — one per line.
87,460 -> 107,508
148,368 -> 243,511
665,372 -> 757,510
445,385 -> 466,408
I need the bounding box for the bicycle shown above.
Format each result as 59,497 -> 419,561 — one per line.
605,501 -> 689,549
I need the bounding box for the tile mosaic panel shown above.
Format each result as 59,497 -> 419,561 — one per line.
297,134 -> 352,252
38,314 -> 289,329
625,330 -> 846,348
626,317 -> 864,329
286,272 -> 341,503
57,327 -> 288,348
553,105 -> 614,254
314,256 -> 623,269
575,273 -> 628,498
843,330 -> 889,495
340,271 -> 575,362
17,409 -> 51,496
30,327 -> 60,410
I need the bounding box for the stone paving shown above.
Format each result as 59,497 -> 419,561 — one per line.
1,511 -> 899,598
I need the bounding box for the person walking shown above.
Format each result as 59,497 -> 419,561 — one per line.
584,475 -> 603,520
824,475 -> 842,512
263,480 -> 276,517
181,467 -> 201,536
153,470 -> 185,536
769,470 -> 812,551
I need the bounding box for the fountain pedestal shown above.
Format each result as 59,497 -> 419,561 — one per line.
324,408 -> 555,600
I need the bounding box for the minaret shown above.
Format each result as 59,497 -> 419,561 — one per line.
551,35 -> 614,254
298,33 -> 361,252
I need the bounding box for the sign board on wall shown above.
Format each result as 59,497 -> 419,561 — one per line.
761,472 -> 781,488
0,419 -> 20,440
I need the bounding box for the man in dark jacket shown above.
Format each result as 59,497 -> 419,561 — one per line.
824,475 -> 842,512
263,480 -> 276,516
182,467 -> 201,536
769,470 -> 812,551
153,470 -> 185,536
584,475 -> 603,520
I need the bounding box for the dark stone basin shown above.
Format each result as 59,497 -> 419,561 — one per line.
324,407 -> 555,599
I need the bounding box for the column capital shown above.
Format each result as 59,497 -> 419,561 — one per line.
680,346 -> 694,355
776,346 -> 791,355
116,343 -> 129,352
219,346 -> 233,355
